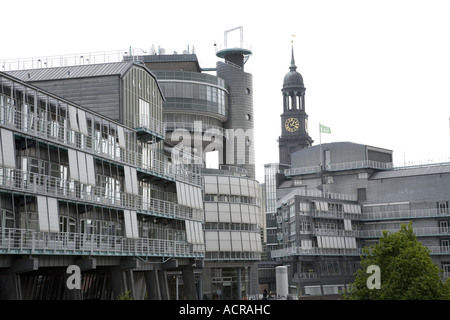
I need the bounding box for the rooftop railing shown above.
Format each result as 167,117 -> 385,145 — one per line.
284,160 -> 393,176
0,49 -> 146,72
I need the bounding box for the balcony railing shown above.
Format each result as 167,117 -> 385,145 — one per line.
362,208 -> 449,221
0,104 -> 201,185
129,113 -> 166,140
270,246 -> 362,258
313,229 -> 363,238
0,228 -> 204,258
0,166 -> 202,221
363,227 -> 450,238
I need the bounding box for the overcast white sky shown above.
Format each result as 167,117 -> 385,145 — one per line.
2,0 -> 450,183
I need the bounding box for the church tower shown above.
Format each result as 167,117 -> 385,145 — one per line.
278,46 -> 313,165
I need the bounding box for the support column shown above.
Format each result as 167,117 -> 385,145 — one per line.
145,270 -> 161,300
111,258 -> 138,300
237,267 -> 242,300
182,268 -> 198,300
158,269 -> 170,300
0,257 -> 38,300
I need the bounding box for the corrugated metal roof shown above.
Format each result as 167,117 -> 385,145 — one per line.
4,61 -> 166,101
371,163 -> 450,179
5,61 -> 135,82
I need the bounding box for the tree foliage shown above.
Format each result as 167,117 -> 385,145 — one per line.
343,222 -> 450,300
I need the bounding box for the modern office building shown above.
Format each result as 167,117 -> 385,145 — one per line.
265,45 -> 450,298
139,28 -> 263,300
1,61 -> 204,299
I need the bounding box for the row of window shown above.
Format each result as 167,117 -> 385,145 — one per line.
204,194 -> 258,205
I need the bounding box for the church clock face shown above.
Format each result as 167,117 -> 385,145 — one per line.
285,117 -> 300,132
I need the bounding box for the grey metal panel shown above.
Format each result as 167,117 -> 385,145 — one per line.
1,129 -> 15,168
37,196 -> 49,232
33,76 -> 121,122
366,172 -> 450,203
47,197 -> 59,233
123,209 -> 139,239
371,165 -> 450,179
68,148 -> 79,181
124,166 -> 133,194
117,126 -> 126,148
68,105 -> 79,131
77,109 -> 88,135
77,151 -> 88,185
130,167 -> 138,195
85,154 -> 96,186
123,210 -> 133,238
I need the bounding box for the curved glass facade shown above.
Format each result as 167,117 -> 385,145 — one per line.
153,71 -> 229,121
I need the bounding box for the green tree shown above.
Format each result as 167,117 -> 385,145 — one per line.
343,222 -> 450,300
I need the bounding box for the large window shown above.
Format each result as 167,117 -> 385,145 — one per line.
159,81 -> 228,118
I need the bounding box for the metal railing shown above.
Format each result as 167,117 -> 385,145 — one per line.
270,246 -> 362,258
284,160 -> 393,176
328,160 -> 393,171
277,188 -> 357,206
362,208 -> 449,221
0,228 -> 204,257
0,48 -> 146,72
313,229 -> 363,238
363,227 -> 450,238
0,103 -> 202,185
0,166 -> 201,221
128,113 -> 166,140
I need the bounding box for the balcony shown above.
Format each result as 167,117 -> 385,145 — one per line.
0,103 -> 201,186
131,113 -> 166,142
0,166 -> 200,221
270,246 -> 362,258
313,229 -> 363,238
363,227 -> 450,239
0,228 -> 204,258
362,208 -> 449,221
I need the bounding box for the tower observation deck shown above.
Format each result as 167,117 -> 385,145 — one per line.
215,26 -> 252,69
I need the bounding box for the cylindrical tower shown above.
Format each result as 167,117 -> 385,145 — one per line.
216,26 -> 255,178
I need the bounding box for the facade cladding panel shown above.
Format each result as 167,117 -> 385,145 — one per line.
325,174 -> 369,197
367,170 -> 450,203
216,61 -> 255,178
28,76 -> 121,122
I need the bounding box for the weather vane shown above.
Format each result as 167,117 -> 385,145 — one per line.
291,34 -> 296,44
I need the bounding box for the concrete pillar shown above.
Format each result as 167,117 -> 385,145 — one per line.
237,268 -> 242,300
0,272 -> 21,300
145,270 -> 161,300
0,257 -> 39,300
182,268 -> 197,300
158,270 -> 170,300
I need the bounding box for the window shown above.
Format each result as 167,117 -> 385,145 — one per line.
440,221 -> 449,234
441,240 -> 450,253
358,172 -> 369,179
60,216 -> 76,233
438,202 -> 449,214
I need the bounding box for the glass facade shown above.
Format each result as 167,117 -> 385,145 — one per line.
154,71 -> 229,120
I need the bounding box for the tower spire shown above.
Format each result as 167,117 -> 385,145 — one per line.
290,45 -> 297,71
